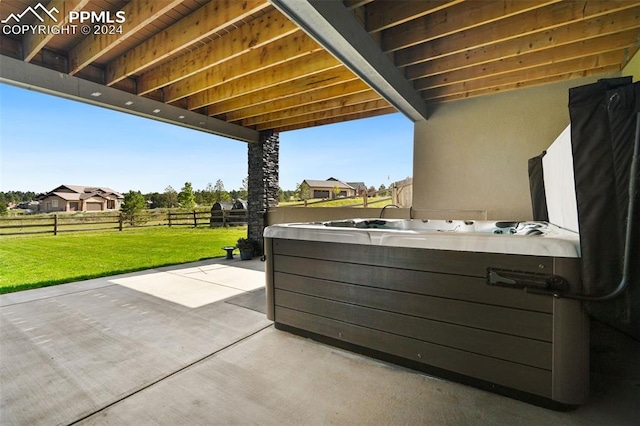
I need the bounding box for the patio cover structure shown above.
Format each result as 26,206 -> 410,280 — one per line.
1,2 -> 640,421
2,0 -> 638,236
1,0 -> 638,138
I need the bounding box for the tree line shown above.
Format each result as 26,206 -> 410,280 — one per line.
0,180 -> 245,216
0,180 -> 392,216
143,179 -> 248,209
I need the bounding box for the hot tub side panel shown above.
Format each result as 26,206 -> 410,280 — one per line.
266,237 -> 588,406
265,236 -> 275,321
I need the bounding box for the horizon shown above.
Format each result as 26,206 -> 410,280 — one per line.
0,83 -> 414,194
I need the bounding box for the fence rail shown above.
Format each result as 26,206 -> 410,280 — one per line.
0,209 -> 248,236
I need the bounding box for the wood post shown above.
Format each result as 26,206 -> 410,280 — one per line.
53,214 -> 58,236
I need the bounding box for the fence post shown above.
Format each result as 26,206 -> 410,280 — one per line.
193,210 -> 197,227
223,210 -> 227,227
119,213 -> 123,231
168,212 -> 172,227
54,214 -> 58,236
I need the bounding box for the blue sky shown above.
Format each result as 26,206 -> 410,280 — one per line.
0,83 -> 413,194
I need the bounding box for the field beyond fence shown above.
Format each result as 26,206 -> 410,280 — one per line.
0,209 -> 248,236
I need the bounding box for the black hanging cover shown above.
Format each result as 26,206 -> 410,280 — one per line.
568,77 -> 639,336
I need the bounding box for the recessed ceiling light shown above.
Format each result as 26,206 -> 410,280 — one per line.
199,121 -> 205,125
178,115 -> 185,119
153,109 -> 161,113
125,101 -> 133,106
90,92 -> 102,97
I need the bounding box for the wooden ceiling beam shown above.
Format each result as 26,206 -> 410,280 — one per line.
162,32 -> 322,103
420,50 -> 627,100
241,90 -> 382,126
136,9 -> 300,95
365,0 -> 464,33
254,99 -> 392,131
186,51 -> 343,109
22,0 -> 90,62
396,0 -> 640,67
414,30 -> 640,91
431,65 -> 622,103
206,67 -> 360,115
106,0 -> 269,85
272,0 -> 428,121
273,107 -> 396,132
382,0 -> 560,52
68,0 -> 184,75
405,7 -> 640,80
225,79 -> 371,122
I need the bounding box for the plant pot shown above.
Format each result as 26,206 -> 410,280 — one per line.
239,248 -> 253,260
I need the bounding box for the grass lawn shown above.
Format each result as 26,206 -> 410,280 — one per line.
0,226 -> 247,294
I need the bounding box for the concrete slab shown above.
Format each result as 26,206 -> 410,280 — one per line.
110,258 -> 265,307
111,272 -> 245,308
169,265 -> 265,290
2,257 -> 638,425
0,260 -> 271,426
75,326 -> 640,426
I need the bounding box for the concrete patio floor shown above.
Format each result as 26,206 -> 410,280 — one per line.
1,257 -> 638,425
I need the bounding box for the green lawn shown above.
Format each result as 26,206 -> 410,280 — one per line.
0,226 -> 247,294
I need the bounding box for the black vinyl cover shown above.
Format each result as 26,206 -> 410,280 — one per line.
527,151 -> 549,222
568,77 -> 639,333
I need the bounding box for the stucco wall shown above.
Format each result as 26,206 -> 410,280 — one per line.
412,73 -> 621,220
622,48 -> 640,81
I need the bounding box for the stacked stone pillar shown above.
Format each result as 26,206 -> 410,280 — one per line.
247,130 -> 279,251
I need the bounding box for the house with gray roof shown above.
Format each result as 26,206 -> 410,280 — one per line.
301,178 -> 356,199
36,185 -> 124,213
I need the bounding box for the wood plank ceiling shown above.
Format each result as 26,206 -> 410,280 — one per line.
1,0 -> 639,135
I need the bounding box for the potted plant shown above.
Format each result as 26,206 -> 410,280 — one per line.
236,237 -> 254,260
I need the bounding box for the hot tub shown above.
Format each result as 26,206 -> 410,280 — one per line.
264,219 -> 589,408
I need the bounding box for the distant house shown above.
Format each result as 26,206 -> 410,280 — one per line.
36,185 -> 124,213
302,177 -> 357,199
347,181 -> 367,196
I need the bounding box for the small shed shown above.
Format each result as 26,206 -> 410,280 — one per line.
212,202 -> 235,211
210,200 -> 248,227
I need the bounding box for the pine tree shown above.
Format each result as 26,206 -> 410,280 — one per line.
178,182 -> 196,210
121,191 -> 146,225
164,186 -> 178,208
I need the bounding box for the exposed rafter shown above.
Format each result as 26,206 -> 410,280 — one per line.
23,0 -> 90,62
270,0 -> 429,122
68,0 -> 185,75
1,0 -> 638,134
162,31 -> 322,102
106,0 -> 270,85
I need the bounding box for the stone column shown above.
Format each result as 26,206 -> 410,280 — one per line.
247,130 -> 279,252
